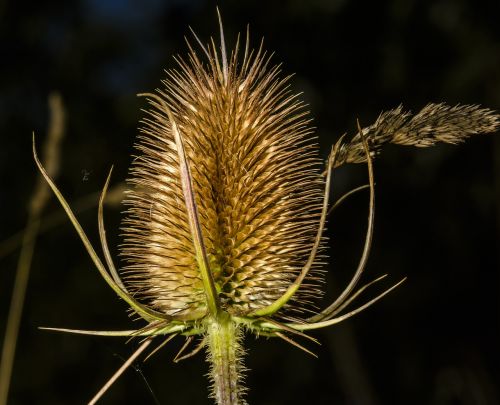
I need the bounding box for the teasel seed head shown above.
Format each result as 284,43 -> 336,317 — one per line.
120,32 -> 326,320
34,11 -> 500,405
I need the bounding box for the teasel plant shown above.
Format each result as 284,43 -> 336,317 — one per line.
33,11 -> 499,405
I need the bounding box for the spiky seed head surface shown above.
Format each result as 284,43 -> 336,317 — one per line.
120,37 -> 325,319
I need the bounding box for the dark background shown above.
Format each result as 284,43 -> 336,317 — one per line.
1,0 -> 500,404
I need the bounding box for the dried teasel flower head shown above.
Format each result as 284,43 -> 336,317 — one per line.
34,11 -> 499,405
120,28 -> 326,320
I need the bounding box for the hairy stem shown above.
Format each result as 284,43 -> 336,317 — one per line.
206,315 -> 246,405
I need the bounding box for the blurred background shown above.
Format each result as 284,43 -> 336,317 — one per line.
1,0 -> 500,404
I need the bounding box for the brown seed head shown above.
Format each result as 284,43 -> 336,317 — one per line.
120,36 -> 325,319
32,15 -> 500,405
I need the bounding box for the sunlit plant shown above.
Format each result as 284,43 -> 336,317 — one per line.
34,11 -> 499,405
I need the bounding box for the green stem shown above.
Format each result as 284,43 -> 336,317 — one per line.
206,315 -> 246,405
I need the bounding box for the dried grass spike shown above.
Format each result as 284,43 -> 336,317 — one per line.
336,103 -> 500,166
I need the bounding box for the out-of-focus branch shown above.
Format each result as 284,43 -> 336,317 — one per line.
0,183 -> 125,260
0,92 -> 65,405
